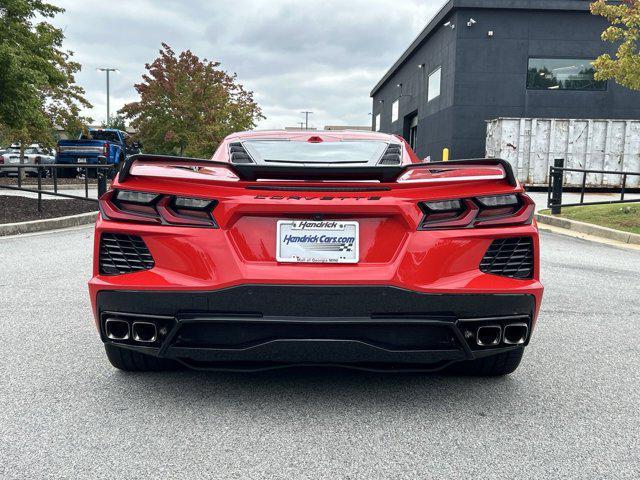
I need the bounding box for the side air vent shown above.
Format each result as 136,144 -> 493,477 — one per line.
378,143 -> 402,166
229,142 -> 254,164
480,237 -> 534,279
99,233 -> 155,275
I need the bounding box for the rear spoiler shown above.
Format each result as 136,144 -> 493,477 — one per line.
118,154 -> 517,187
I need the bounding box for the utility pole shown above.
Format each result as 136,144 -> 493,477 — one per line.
97,67 -> 119,126
301,111 -> 313,129
298,122 -> 304,130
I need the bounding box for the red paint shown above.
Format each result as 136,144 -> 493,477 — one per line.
89,130 -> 543,329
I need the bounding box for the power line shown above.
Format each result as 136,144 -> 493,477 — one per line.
301,111 -> 313,129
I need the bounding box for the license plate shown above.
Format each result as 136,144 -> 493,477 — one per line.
77,158 -> 87,163
277,220 -> 359,264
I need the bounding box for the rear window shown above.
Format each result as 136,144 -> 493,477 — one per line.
242,140 -> 388,164
82,130 -> 120,142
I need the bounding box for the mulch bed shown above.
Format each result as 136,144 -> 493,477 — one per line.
0,195 -> 98,223
0,177 -> 97,186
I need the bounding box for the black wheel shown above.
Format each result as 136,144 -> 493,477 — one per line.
447,347 -> 524,376
104,344 -> 180,372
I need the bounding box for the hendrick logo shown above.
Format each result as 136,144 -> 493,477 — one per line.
292,221 -> 339,230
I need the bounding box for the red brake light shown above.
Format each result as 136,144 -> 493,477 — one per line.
103,142 -> 109,156
418,194 -> 534,230
0,155 -> 4,164
100,190 -> 218,227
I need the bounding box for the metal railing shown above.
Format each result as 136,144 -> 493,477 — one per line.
547,158 -> 640,214
0,156 -> 115,212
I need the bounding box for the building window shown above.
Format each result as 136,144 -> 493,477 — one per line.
391,100 -> 399,123
375,113 -> 381,132
527,58 -> 607,91
428,67 -> 441,102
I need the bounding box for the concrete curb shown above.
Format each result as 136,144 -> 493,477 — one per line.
535,213 -> 640,245
0,211 -> 98,236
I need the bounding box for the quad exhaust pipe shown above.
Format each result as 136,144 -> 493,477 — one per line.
105,319 -> 130,341
132,322 -> 158,343
476,325 -> 501,346
104,318 -> 159,344
503,323 -> 529,345
475,322 -> 529,347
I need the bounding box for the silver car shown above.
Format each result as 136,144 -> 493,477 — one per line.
0,145 -> 56,177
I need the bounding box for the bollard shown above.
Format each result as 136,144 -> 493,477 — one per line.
97,155 -> 107,198
37,167 -> 43,213
550,158 -> 564,215
442,148 -> 450,162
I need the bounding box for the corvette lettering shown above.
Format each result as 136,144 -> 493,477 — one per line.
254,195 -> 382,201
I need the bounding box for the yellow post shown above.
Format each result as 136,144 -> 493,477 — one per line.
442,148 -> 450,162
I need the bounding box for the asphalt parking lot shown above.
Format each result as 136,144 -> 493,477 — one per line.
1,226 -> 639,479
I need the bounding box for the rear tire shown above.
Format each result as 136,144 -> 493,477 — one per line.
447,347 -> 524,376
104,344 -> 180,372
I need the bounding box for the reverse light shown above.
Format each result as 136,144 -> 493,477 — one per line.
476,194 -> 518,208
173,197 -> 212,209
425,199 -> 463,211
115,190 -> 160,204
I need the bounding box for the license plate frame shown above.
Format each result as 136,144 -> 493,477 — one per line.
276,220 -> 359,264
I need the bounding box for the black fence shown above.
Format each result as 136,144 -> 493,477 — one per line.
0,156 -> 115,212
547,158 -> 640,214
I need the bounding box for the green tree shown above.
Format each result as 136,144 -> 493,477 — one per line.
0,0 -> 92,157
591,0 -> 640,89
101,114 -> 127,131
120,43 -> 264,157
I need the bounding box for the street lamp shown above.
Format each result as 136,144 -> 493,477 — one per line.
97,67 -> 119,127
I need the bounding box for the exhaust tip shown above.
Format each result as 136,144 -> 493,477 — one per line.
476,325 -> 502,347
504,323 -> 529,345
105,319 -> 130,341
132,322 -> 157,343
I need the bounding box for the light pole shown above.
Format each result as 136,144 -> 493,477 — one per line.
301,111 -> 313,129
97,67 -> 119,126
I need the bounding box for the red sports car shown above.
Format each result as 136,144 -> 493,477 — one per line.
89,130 -> 543,375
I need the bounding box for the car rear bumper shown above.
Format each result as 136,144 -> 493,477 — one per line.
96,285 -> 537,371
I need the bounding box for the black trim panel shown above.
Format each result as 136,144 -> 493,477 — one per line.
97,285 -> 535,319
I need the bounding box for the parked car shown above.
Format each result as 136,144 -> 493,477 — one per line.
90,130 -> 543,375
56,128 -> 141,177
0,144 -> 56,177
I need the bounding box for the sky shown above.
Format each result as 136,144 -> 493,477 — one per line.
52,0 -> 447,130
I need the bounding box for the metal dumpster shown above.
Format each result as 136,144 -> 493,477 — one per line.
486,117 -> 640,188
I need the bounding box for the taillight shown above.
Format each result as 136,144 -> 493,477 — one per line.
0,155 -> 4,164
103,142 -> 110,156
418,194 -> 534,230
99,190 -> 218,227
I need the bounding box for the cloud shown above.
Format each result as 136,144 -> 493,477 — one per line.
53,0 -> 445,129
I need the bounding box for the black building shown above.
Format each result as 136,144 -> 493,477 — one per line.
371,0 -> 640,160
